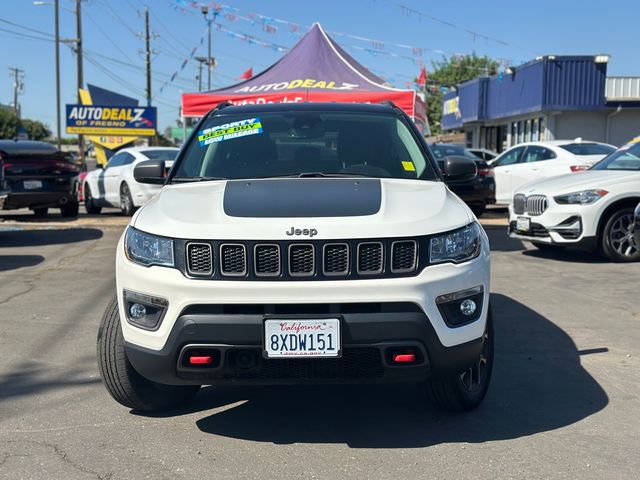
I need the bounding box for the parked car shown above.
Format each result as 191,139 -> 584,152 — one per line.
468,148 -> 498,162
508,137 -> 640,262
83,147 -> 178,215
430,143 -> 495,216
493,140 -> 616,204
634,201 -> 640,246
0,140 -> 79,217
96,102 -> 493,413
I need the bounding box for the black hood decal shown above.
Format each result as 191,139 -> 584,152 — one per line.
223,178 -> 382,218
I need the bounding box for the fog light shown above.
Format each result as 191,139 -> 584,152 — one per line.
460,299 -> 477,316
129,303 -> 147,319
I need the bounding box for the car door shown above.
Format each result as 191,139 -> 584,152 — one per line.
492,146 -> 525,203
103,152 -> 130,205
508,146 -> 557,194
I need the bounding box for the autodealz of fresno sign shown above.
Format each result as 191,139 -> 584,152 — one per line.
65,105 -> 157,136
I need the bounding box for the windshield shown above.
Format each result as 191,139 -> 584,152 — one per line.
560,143 -> 615,156
591,142 -> 640,171
171,111 -> 438,181
430,144 -> 479,160
142,149 -> 179,161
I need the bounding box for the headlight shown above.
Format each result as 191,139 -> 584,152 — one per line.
430,223 -> 482,264
554,189 -> 608,205
125,227 -> 174,267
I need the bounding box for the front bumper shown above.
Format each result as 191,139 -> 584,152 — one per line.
508,202 -> 599,247
115,232 -> 490,385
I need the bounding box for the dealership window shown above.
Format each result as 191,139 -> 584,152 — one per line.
532,118 -> 539,142
510,122 -> 517,146
539,117 -> 546,141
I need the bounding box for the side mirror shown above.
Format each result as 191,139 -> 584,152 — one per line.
134,160 -> 166,185
633,202 -> 640,246
442,156 -> 477,182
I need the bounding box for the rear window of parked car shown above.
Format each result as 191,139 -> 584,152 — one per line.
560,143 -> 615,156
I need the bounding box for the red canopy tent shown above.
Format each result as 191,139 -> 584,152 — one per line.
181,23 -> 426,131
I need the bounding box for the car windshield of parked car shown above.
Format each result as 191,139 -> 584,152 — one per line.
142,149 -> 179,161
560,143 -> 616,156
172,111 -> 437,181
591,142 -> 640,171
430,144 -> 478,160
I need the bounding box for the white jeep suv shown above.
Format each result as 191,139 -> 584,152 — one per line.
509,138 -> 640,262
97,102 -> 493,413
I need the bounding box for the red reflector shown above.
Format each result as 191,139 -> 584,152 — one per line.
189,355 -> 214,365
570,165 -> 588,172
393,353 -> 416,363
477,168 -> 494,177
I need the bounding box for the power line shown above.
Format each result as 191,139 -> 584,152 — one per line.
83,8 -> 135,63
95,0 -> 139,38
0,17 -> 53,37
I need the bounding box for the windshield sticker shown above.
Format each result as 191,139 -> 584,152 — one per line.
198,118 -> 263,146
401,160 -> 416,172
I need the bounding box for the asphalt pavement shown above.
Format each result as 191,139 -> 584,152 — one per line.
1,213 -> 639,479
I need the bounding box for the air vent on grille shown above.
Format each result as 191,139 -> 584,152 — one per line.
323,243 -> 349,275
289,244 -> 315,276
526,195 -> 548,216
220,244 -> 246,276
513,194 -> 526,215
391,240 -> 417,273
255,244 -> 280,276
358,242 -> 383,274
186,243 -> 213,276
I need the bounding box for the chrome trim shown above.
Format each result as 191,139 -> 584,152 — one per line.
526,194 -> 548,216
435,285 -> 484,304
185,242 -> 213,276
254,243 -> 281,277
390,240 -> 417,273
219,243 -> 247,277
322,243 -> 350,276
288,243 -> 315,277
357,241 -> 384,275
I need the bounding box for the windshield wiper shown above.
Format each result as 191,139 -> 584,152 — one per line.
171,176 -> 226,183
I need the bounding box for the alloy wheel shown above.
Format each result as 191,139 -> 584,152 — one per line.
459,330 -> 490,392
609,213 -> 639,258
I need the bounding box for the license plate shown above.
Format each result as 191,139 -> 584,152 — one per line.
23,180 -> 43,190
264,319 -> 340,358
516,216 -> 531,232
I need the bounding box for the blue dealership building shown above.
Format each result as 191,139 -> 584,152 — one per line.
441,55 -> 640,151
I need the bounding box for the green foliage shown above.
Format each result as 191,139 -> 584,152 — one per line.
21,119 -> 51,141
425,53 -> 499,135
0,109 -> 52,141
0,108 -> 20,139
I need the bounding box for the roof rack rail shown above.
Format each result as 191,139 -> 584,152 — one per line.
380,100 -> 402,113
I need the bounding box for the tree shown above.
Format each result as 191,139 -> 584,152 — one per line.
0,108 -> 20,139
424,53 -> 499,135
21,119 -> 51,140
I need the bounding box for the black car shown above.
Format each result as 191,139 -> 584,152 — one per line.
430,143 -> 495,216
0,140 -> 80,217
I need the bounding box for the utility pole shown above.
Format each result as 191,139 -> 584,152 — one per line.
54,0 -> 61,150
201,6 -> 217,90
8,67 -> 25,117
145,6 -> 151,106
76,0 -> 84,163
198,61 -> 202,92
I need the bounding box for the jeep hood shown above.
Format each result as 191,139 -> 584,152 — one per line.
133,178 -> 472,240
517,170 -> 640,196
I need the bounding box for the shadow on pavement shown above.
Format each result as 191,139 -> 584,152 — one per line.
166,293 -> 609,447
521,247 -> 607,264
483,225 -> 525,252
0,228 -> 103,248
0,255 -> 45,272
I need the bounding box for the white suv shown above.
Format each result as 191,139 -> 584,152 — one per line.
509,137 -> 640,262
97,102 -> 493,413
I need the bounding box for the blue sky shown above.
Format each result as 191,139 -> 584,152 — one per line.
2,0 -> 639,135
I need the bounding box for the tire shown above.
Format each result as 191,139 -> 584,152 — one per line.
120,183 -> 136,216
470,203 -> 486,218
84,185 -> 102,214
96,296 -> 200,412
531,242 -> 564,252
424,309 -> 494,412
601,207 -> 640,262
60,200 -> 79,218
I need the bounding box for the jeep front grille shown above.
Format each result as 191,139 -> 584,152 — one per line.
182,236 -> 422,281
186,243 -> 213,276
